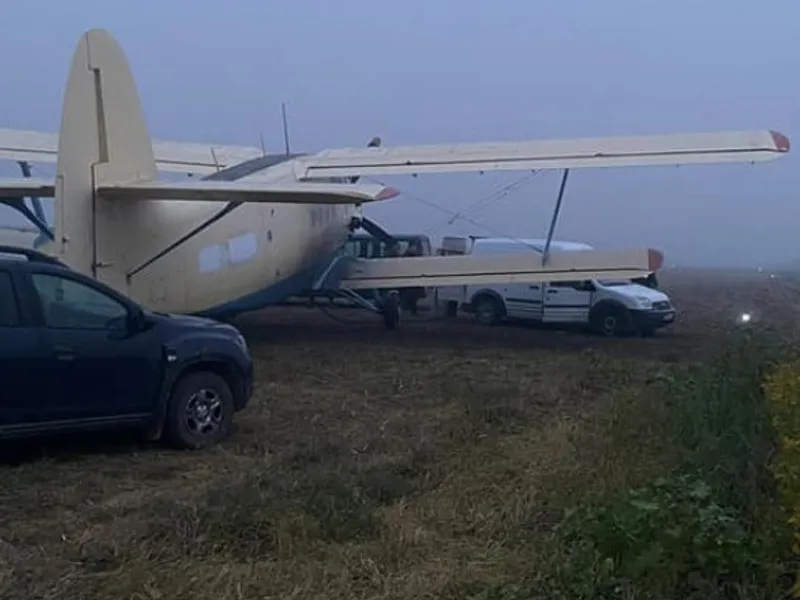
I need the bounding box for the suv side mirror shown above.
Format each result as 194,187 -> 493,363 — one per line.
108,307 -> 146,338
128,307 -> 149,332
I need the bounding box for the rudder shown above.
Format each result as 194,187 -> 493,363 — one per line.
53,28 -> 161,293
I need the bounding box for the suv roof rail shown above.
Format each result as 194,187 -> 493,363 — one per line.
0,245 -> 67,267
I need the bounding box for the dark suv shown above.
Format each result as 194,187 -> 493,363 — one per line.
0,246 -> 254,449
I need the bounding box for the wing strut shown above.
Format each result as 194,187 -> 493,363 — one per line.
542,168 -> 570,266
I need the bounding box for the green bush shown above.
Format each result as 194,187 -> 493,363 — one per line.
537,336 -> 791,599
546,474 -> 767,599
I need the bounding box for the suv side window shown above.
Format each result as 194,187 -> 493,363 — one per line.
0,271 -> 20,327
31,273 -> 128,330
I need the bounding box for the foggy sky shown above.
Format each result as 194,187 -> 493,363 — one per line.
0,0 -> 797,268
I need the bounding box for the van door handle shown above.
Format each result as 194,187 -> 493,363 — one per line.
547,289 -> 558,294
53,345 -> 77,361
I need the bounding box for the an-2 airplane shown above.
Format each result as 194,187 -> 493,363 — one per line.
0,28 -> 791,328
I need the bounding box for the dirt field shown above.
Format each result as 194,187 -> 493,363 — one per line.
2,268 -> 799,599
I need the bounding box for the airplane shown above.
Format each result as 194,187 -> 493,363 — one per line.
0,28 -> 790,329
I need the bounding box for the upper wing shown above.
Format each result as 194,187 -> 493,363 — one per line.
96,180 -> 398,204
0,128 -> 265,174
292,130 -> 791,179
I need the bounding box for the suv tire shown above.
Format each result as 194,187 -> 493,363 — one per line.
165,371 -> 235,449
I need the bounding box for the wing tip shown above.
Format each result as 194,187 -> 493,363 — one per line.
769,130 -> 791,153
377,186 -> 400,201
648,248 -> 665,271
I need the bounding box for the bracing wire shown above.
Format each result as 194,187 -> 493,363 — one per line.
364,170 -> 550,248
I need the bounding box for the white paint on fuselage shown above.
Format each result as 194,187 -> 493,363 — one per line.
122,159 -> 357,314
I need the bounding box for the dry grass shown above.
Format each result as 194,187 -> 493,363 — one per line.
1,268 -> 799,599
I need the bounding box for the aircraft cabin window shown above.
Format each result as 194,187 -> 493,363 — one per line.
31,273 -> 128,330
0,271 -> 21,327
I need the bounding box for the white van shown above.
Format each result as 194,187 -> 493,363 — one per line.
435,236 -> 676,336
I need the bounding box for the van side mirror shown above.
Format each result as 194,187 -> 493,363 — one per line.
574,280 -> 595,292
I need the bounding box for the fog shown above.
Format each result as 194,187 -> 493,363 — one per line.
1,0 -> 797,267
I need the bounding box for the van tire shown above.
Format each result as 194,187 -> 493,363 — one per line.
473,295 -> 504,326
590,303 -> 630,337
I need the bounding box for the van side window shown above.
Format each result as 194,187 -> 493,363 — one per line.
0,271 -> 20,326
550,281 -> 579,288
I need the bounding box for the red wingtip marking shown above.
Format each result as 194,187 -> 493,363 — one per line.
770,130 -> 791,152
648,248 -> 665,271
377,186 -> 400,200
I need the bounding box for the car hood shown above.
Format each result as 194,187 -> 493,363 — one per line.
151,312 -> 237,331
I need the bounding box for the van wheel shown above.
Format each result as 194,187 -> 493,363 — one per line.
165,372 -> 235,450
590,304 -> 630,337
474,295 -> 503,326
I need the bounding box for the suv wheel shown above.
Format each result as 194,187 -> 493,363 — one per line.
165,372 -> 234,449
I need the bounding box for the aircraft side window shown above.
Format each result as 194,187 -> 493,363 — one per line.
0,271 -> 21,327
31,273 -> 128,330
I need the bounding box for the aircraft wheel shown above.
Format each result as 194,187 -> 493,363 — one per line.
382,292 -> 401,330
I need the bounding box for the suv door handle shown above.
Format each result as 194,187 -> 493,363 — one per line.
53,345 -> 77,361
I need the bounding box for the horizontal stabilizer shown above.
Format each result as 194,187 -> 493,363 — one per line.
339,248 -> 664,289
0,227 -> 39,248
97,180 -> 399,204
294,130 -> 791,178
0,178 -> 56,197
0,128 -> 264,174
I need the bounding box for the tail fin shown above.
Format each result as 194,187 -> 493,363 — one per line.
55,28 -> 159,291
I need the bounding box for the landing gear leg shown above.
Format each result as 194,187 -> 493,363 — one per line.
381,291 -> 401,330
